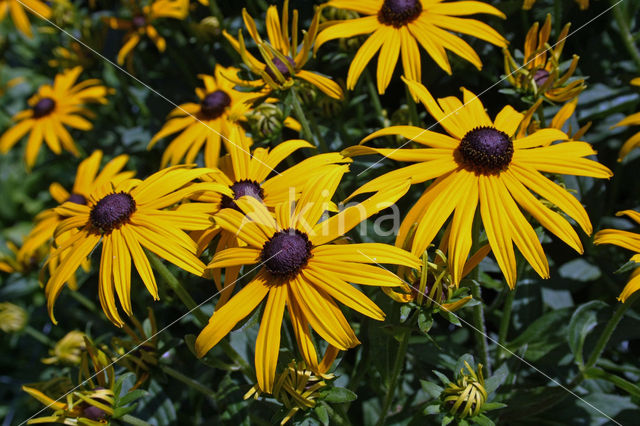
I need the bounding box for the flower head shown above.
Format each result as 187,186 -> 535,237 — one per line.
148,65 -> 299,167
0,67 -> 112,170
441,361 -> 487,418
504,14 -> 585,103
344,79 -> 612,288
245,352 -> 338,425
223,0 -> 343,99
42,330 -> 87,365
44,166 -> 231,327
594,209 -> 640,302
0,302 -> 28,333
107,0 -> 188,66
613,77 -> 640,161
315,0 -> 506,94
188,126 -> 351,306
195,168 -> 419,393
0,0 -> 52,37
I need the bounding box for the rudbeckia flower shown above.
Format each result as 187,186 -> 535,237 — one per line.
504,14 -> 585,103
344,79 -> 612,288
195,168 -> 419,393
315,0 -> 507,94
19,150 -> 133,289
107,0 -> 188,66
44,166 -> 232,327
148,65 -> 299,167
0,0 -> 51,37
187,126 -> 351,306
0,67 -> 112,170
594,210 -> 640,302
523,0 -> 588,10
613,77 -> 640,161
223,0 -> 343,100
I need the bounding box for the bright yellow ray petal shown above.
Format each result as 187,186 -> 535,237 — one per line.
213,208 -> 271,248
289,275 -> 359,350
494,105 -> 524,137
447,172 -> 478,285
208,247 -> 261,269
297,70 -> 344,100
312,243 -> 420,269
195,272 -> 270,357
360,125 -> 459,149
112,229 -> 133,316
315,16 -> 377,50
302,268 -> 385,320
346,27 -> 387,90
121,225 -> 159,300
376,27 -> 401,94
287,296 -> 319,371
255,284 -> 286,393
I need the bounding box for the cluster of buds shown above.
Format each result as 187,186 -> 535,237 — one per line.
245,359 -> 336,425
504,14 -> 586,103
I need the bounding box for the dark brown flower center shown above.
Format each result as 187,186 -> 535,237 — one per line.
220,180 -> 265,211
132,15 -> 146,29
378,0 -> 422,27
533,69 -> 550,87
82,404 -> 109,421
457,127 -> 513,174
32,97 -> 56,118
67,193 -> 87,205
265,56 -> 296,82
200,90 -> 231,120
90,192 -> 136,233
261,229 -> 312,277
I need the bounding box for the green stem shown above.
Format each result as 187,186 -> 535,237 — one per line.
23,325 -> 54,346
160,364 -> 217,399
405,85 -> 419,126
611,0 -> 640,70
148,253 -> 208,326
69,289 -> 98,312
497,288 -> 516,361
469,213 -> 491,375
375,312 -> 416,426
364,69 -> 388,128
584,292 -> 640,369
289,87 -> 316,146
120,414 -> 153,426
470,280 -> 491,375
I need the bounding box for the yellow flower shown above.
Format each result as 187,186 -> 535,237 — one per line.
523,0 -> 588,10
594,210 -> 640,302
613,77 -> 640,161
0,240 -> 45,274
245,351 -> 338,425
24,338 -> 116,424
504,14 -> 585,103
107,0 -> 188,66
195,168 -> 419,393
188,126 -> 351,306
0,67 -> 112,170
148,65 -> 298,167
315,0 -> 506,94
442,361 -> 487,418
223,0 -> 343,100
42,330 -> 86,365
0,302 -> 27,332
519,97 -> 591,141
18,150 -> 133,290
344,79 -> 612,289
43,166 -> 231,327
0,0 -> 51,38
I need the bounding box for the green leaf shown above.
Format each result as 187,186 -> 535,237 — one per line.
481,402 -> 507,411
507,308 -> 571,349
118,389 -> 148,407
484,363 -> 509,395
418,312 -> 434,335
420,379 -> 444,398
471,413 -> 495,426
314,403 -> 330,426
567,301 -> 608,366
424,403 -> 440,415
615,259 -> 640,275
320,387 -> 357,403
584,367 -> 640,398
